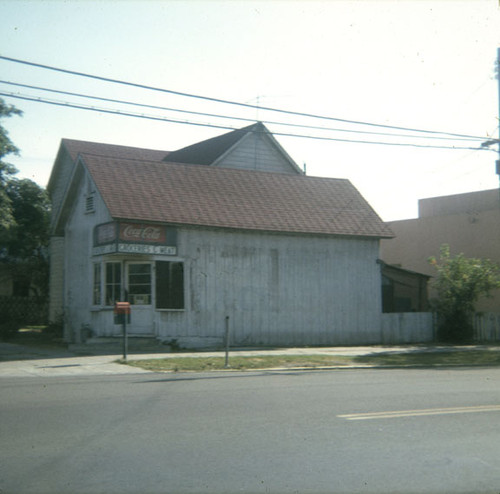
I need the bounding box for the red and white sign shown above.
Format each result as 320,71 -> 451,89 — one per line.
119,223 -> 167,244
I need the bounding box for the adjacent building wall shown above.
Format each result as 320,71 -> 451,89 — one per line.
381,189 -> 500,312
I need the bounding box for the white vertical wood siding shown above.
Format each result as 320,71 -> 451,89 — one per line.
64,175 -> 113,341
158,228 -> 383,347
62,175 -> 384,346
215,133 -> 299,174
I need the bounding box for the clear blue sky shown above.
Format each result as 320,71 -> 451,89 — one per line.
1,0 -> 499,220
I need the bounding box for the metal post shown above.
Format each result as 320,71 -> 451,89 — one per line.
122,318 -> 128,361
224,316 -> 230,368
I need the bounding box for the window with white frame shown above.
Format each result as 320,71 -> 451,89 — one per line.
105,262 -> 122,306
92,260 -> 184,309
128,263 -> 152,305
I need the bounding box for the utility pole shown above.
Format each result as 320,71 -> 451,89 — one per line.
484,48 -> 500,197
496,48 -> 500,191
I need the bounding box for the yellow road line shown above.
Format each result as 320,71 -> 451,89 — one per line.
338,404 -> 500,420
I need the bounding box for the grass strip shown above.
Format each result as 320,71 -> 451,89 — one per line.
122,350 -> 500,372
123,355 -> 353,372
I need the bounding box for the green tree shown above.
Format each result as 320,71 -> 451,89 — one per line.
429,244 -> 500,343
0,97 -> 50,297
0,98 -> 23,229
3,178 -> 50,296
0,99 -> 50,338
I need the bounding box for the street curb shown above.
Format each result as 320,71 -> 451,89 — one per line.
118,362 -> 500,374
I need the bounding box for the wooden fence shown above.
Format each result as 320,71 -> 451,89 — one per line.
381,312 -> 435,344
473,313 -> 500,342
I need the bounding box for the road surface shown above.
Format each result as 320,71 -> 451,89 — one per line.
1,367 -> 500,493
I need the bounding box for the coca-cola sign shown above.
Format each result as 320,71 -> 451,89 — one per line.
119,223 -> 167,244
93,221 -> 177,256
95,221 -> 175,248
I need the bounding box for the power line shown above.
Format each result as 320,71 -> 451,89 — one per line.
0,54 -> 489,141
0,80 -> 485,143
0,91 -> 489,152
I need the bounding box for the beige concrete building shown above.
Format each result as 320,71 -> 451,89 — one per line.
381,189 -> 500,312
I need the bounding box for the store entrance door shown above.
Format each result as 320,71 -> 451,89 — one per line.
125,262 -> 154,335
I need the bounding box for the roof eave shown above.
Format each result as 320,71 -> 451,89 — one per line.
108,214 -> 393,239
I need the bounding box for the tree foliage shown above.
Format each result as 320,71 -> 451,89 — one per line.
0,98 -> 23,229
0,98 -> 50,299
2,178 -> 50,296
428,244 -> 500,342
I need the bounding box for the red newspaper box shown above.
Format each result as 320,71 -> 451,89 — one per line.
114,302 -> 131,324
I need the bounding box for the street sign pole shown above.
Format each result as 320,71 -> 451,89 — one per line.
123,317 -> 128,361
224,316 -> 230,368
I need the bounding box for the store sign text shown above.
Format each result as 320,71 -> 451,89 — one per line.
93,221 -> 177,256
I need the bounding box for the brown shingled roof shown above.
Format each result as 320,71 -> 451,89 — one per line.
62,139 -> 170,162
81,153 -> 394,238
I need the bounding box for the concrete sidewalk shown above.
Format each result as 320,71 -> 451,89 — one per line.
1,340 -> 499,378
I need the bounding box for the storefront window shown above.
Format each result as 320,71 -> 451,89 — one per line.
93,263 -> 101,305
156,261 -> 184,309
95,260 -> 183,309
105,262 -> 122,306
128,263 -> 152,305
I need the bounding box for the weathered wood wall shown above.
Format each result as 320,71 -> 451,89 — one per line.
215,132 -> 300,174
64,172 -> 113,341
157,228 -> 383,347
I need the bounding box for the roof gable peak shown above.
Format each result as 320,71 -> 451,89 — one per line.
164,122 -> 302,174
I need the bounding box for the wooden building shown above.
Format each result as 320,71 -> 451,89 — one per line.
48,123 -> 395,347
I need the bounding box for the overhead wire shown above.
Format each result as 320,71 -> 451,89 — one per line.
0,80 -> 487,144
0,90 -> 490,152
0,54 -> 490,141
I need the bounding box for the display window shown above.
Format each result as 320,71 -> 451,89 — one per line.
92,260 -> 184,310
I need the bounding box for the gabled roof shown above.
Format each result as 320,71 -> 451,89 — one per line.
164,122 -> 303,173
79,153 -> 394,239
47,139 -> 170,194
62,138 -> 170,162
165,124 -> 258,165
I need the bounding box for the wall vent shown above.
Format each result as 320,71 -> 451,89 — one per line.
85,194 -> 95,214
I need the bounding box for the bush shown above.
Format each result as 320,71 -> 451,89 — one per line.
429,245 -> 500,343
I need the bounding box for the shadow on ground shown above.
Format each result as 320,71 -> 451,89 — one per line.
0,329 -> 177,362
352,345 -> 500,367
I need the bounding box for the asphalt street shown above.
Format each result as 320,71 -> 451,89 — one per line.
1,367 -> 500,494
